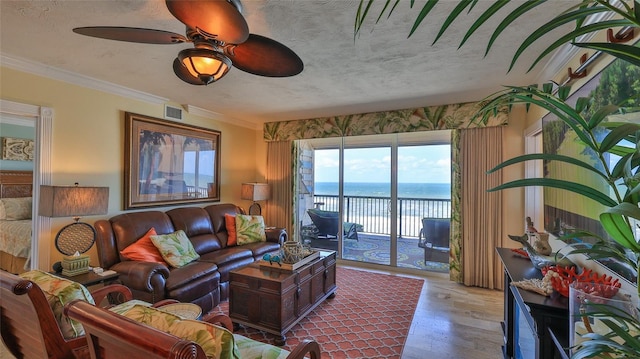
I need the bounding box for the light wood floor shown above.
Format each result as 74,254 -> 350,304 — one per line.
0,265 -> 504,359
337,263 -> 505,359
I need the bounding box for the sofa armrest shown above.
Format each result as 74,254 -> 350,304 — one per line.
265,227 -> 287,245
110,261 -> 169,298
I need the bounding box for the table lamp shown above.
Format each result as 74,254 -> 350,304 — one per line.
240,183 -> 270,215
39,183 -> 109,276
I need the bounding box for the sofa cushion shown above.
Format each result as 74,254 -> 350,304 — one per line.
238,241 -> 282,260
165,261 -> 219,302
151,230 -> 200,268
20,270 -> 94,339
204,203 -> 240,246
119,304 -> 240,359
198,247 -> 253,268
224,214 -> 237,246
120,227 -> 167,264
235,215 -> 266,245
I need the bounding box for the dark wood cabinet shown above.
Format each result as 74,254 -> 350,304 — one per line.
497,248 -> 569,359
229,251 -> 337,344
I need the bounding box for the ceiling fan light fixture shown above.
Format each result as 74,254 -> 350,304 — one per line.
178,48 -> 232,85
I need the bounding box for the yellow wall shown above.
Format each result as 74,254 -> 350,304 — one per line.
1,66 -> 260,268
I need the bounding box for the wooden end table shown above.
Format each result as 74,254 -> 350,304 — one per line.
229,250 -> 337,345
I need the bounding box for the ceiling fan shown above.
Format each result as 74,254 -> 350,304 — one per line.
73,0 -> 303,85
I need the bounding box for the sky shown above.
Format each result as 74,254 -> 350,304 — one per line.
314,145 -> 451,183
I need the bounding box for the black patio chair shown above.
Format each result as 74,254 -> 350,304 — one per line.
418,218 -> 450,262
307,209 -> 359,241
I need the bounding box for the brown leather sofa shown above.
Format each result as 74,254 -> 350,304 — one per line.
94,203 -> 286,313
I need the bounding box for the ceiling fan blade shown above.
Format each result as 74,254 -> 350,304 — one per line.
73,27 -> 188,44
166,0 -> 249,44
172,58 -> 206,85
226,34 -> 303,77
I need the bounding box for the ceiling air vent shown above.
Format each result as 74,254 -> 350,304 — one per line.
164,105 -> 183,121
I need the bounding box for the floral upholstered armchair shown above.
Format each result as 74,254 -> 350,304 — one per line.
65,300 -> 321,359
0,269 -> 139,359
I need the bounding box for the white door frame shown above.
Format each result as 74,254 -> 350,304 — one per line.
1,99 -> 53,270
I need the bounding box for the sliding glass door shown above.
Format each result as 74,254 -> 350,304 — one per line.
300,131 -> 451,272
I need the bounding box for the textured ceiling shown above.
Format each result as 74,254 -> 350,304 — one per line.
0,1 -> 575,128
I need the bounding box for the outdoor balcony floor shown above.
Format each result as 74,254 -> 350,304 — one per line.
308,233 -> 450,273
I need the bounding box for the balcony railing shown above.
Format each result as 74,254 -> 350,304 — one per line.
313,194 -> 451,238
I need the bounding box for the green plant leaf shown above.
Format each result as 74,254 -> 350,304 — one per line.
601,123 -> 640,153
600,210 -> 639,251
509,5 -> 609,71
509,93 -> 595,149
432,0 -> 475,44
575,97 -> 590,113
526,19 -> 630,73
574,42 -> 640,68
408,0 -> 440,37
484,0 -> 546,56
459,0 -> 510,48
488,178 -> 618,207
487,153 -> 610,184
557,85 -> 571,101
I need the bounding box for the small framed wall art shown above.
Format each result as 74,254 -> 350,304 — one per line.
1,137 -> 34,161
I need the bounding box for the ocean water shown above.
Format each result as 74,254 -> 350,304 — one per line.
314,182 -> 451,199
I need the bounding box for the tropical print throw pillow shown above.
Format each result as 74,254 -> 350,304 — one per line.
120,304 -> 240,359
19,269 -> 94,339
150,230 -> 200,268
235,214 -> 266,245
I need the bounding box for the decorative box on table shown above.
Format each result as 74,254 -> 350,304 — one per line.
61,255 -> 90,276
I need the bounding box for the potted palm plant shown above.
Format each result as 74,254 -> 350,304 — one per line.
355,1 -> 640,357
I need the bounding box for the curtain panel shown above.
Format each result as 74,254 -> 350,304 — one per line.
263,102 -> 507,142
459,126 -> 504,290
265,141 -> 296,238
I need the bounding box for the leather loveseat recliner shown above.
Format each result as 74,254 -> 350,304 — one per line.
94,203 -> 286,313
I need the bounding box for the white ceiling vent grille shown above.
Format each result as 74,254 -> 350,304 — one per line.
164,105 -> 183,121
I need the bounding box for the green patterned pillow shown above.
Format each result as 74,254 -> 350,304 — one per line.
150,230 -> 200,268
19,269 -> 95,339
120,304 -> 240,359
234,334 -> 290,359
235,214 -> 266,245
108,299 -> 152,315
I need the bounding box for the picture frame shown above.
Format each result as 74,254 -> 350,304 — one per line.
1,137 -> 34,161
542,49 -> 639,283
124,112 -> 221,209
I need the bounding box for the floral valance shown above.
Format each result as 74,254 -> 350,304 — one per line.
263,101 -> 508,141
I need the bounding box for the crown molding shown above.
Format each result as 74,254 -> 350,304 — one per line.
1,54 -> 168,105
184,104 -> 258,130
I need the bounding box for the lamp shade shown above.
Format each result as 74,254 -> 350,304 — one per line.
241,183 -> 270,202
39,185 -> 109,218
178,48 -> 231,85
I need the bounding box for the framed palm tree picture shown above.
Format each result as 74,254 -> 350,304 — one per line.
124,112 -> 221,209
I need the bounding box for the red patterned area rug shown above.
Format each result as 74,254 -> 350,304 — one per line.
212,267 -> 424,358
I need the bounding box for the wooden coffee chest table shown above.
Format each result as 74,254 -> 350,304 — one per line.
229,250 -> 337,345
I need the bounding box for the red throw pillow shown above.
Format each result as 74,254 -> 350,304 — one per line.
120,227 -> 167,264
225,214 -> 237,246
